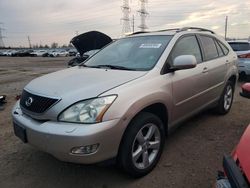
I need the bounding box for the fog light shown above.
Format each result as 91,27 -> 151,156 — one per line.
71,144 -> 99,155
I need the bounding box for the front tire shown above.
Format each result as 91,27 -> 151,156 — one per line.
214,80 -> 234,115
118,112 -> 165,177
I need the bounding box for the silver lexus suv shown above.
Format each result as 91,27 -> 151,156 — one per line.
12,27 -> 238,177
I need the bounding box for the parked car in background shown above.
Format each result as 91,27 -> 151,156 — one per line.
68,50 -> 99,67
68,49 -> 77,56
1,50 -> 8,56
67,31 -> 112,67
216,123 -> 250,188
7,50 -> 18,56
12,28 -> 238,177
51,50 -> 69,57
216,125 -> 250,188
216,84 -> 250,188
41,49 -> 55,57
30,50 -> 48,57
240,83 -> 250,99
14,50 -> 34,57
228,41 -> 250,79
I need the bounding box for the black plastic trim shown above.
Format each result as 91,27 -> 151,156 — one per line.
223,155 -> 249,188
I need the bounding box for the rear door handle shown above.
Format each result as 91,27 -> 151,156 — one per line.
202,67 -> 209,73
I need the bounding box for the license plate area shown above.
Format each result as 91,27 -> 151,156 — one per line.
13,122 -> 27,143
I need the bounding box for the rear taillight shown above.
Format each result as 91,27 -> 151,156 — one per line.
238,53 -> 250,58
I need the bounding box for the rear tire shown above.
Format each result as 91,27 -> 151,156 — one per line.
118,112 -> 165,178
214,80 -> 234,115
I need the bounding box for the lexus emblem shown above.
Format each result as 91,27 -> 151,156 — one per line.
25,97 -> 33,107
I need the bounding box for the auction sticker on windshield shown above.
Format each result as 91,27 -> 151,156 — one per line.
139,44 -> 162,48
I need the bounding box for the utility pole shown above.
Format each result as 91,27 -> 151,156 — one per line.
225,16 -> 228,40
0,23 -> 6,48
137,0 -> 149,32
121,0 -> 131,35
27,36 -> 32,48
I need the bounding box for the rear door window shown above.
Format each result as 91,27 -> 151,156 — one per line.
170,35 -> 202,64
199,35 -> 218,61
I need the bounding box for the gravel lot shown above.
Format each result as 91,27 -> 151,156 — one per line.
0,57 -> 250,188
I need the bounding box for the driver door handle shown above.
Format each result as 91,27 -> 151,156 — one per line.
202,67 -> 209,73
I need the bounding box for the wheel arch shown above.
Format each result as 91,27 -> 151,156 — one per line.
229,74 -> 237,83
228,74 -> 237,88
117,102 -> 169,159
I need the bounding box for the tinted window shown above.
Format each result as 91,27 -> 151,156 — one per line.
85,35 -> 172,71
218,41 -> 229,55
228,42 -> 250,51
170,35 -> 202,64
214,40 -> 224,57
200,36 -> 218,61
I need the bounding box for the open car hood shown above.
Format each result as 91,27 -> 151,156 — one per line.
70,31 -> 112,56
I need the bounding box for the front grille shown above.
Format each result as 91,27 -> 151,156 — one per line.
20,90 -> 59,114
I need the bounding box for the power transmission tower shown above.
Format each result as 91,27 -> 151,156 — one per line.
121,0 -> 131,35
137,0 -> 149,32
0,23 -> 6,48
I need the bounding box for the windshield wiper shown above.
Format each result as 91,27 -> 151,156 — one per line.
78,63 -> 90,67
89,64 -> 136,70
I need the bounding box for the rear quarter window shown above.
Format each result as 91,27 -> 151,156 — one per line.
214,40 -> 224,57
218,41 -> 229,55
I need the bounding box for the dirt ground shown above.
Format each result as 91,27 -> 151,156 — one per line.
0,56 -> 250,188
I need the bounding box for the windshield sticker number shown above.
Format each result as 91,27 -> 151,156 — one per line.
139,44 -> 162,49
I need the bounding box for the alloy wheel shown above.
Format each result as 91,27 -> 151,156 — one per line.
224,85 -> 233,111
131,123 -> 161,169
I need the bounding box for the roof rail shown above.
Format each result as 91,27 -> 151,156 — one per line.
128,27 -> 215,36
128,31 -> 149,36
129,28 -> 180,36
155,28 -> 181,32
179,27 -> 215,34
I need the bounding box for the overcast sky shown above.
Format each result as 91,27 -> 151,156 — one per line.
0,0 -> 249,47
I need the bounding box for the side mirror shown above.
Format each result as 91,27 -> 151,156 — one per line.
172,55 -> 197,70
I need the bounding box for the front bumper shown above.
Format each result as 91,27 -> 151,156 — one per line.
12,102 -> 124,164
216,155 -> 249,188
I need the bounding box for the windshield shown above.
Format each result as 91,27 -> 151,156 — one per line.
228,42 -> 250,51
84,35 -> 172,71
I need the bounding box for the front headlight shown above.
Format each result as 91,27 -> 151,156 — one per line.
58,95 -> 117,124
